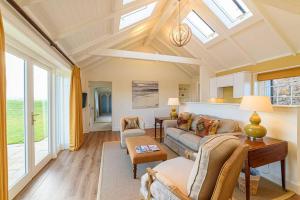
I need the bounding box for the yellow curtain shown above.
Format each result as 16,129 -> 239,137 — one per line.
257,67 -> 300,81
0,11 -> 8,200
69,66 -> 84,151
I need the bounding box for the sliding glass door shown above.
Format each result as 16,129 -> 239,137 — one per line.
33,65 -> 50,165
6,53 -> 27,188
6,51 -> 52,194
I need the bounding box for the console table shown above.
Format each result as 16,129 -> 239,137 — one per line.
154,117 -> 171,143
238,135 -> 288,200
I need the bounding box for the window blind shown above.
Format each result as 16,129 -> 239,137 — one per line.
257,67 -> 300,81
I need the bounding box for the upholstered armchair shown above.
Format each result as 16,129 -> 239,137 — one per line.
120,116 -> 145,148
140,135 -> 248,200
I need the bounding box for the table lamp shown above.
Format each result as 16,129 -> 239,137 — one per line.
240,96 -> 273,139
168,98 -> 179,119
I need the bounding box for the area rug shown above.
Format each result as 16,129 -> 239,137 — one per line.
97,142 -> 295,200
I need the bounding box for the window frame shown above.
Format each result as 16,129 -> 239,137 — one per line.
257,77 -> 300,106
204,0 -> 253,29
119,1 -> 157,30
183,10 -> 218,44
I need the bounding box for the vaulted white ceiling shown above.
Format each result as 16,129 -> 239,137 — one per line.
12,0 -> 300,73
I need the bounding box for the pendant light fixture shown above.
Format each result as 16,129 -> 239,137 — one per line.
169,0 -> 192,47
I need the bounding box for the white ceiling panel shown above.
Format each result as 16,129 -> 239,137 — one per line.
209,40 -> 250,68
261,4 -> 300,53
233,21 -> 291,62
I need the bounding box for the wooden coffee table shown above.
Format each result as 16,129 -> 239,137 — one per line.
125,136 -> 167,179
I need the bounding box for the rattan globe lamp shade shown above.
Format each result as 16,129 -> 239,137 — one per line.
169,23 -> 192,47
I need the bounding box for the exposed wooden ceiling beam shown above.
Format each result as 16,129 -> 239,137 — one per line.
90,49 -> 202,65
144,0 -> 178,46
53,0 -> 157,41
150,43 -> 194,77
75,30 -> 150,63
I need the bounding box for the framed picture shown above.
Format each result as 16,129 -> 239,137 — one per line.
132,80 -> 159,109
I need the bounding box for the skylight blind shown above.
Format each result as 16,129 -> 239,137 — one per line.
257,67 -> 300,81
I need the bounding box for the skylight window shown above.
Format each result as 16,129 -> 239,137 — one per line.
183,11 -> 218,43
123,0 -> 135,5
119,2 -> 157,30
204,0 -> 253,28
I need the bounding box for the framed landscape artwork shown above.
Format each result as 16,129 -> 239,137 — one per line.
132,80 -> 159,109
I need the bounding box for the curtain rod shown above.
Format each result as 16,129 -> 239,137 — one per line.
6,0 -> 75,66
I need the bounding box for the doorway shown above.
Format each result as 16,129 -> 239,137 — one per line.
89,81 -> 112,131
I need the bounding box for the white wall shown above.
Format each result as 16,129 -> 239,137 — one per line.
81,55 -> 196,132
180,102 -> 300,194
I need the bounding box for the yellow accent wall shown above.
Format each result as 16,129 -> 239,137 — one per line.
222,87 -> 242,103
215,54 -> 300,103
216,54 -> 300,76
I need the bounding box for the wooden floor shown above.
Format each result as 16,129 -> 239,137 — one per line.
14,129 -> 300,200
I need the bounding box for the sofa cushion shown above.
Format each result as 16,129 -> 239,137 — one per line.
122,128 -> 145,136
205,115 -> 240,134
178,133 -> 201,152
190,114 -> 203,131
177,112 -> 192,131
124,117 -> 139,129
187,135 -> 240,200
166,128 -> 187,140
195,117 -> 220,137
153,157 -> 194,194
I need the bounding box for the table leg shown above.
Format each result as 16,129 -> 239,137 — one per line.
159,122 -> 162,143
281,159 -> 286,191
245,159 -> 250,200
154,121 -> 157,139
133,164 -> 137,179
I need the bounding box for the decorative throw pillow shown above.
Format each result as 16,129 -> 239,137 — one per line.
195,117 -> 219,137
124,117 -> 139,129
177,112 -> 192,131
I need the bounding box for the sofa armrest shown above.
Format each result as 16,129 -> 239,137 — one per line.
163,120 -> 177,130
120,118 -> 126,132
139,118 -> 145,130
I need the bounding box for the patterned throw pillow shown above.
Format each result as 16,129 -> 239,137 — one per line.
124,117 -> 139,129
195,117 -> 220,137
177,112 -> 192,131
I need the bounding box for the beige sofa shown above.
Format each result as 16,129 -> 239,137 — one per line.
163,114 -> 242,156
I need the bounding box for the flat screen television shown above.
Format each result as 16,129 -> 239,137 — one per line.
82,93 -> 87,108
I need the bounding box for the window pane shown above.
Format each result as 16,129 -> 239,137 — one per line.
292,85 -> 300,96
123,0 -> 134,5
34,65 -> 49,165
119,2 -> 157,29
213,0 -> 245,22
277,85 -> 291,97
6,53 -> 26,187
184,11 -> 218,43
292,97 -> 300,105
277,97 -> 291,105
204,0 -> 252,28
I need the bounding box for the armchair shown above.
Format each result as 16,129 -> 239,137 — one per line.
140,135 -> 248,200
120,116 -> 145,148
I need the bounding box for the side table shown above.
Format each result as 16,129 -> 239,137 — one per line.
154,117 -> 171,143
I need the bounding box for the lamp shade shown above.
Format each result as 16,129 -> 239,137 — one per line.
240,96 -> 273,112
168,98 -> 179,106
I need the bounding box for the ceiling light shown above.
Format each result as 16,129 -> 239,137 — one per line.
169,0 -> 192,47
